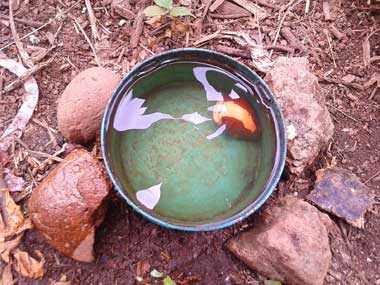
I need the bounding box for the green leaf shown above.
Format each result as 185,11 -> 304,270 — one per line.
264,280 -> 282,285
150,269 -> 164,278
169,6 -> 192,17
143,5 -> 168,16
154,0 -> 173,9
163,276 -> 176,285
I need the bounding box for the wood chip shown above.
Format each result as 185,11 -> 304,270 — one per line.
210,0 -> 225,12
322,1 -> 331,21
130,9 -> 144,49
215,45 -> 251,58
363,36 -> 371,67
229,0 -> 268,20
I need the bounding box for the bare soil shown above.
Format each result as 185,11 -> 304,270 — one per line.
1,0 -> 380,284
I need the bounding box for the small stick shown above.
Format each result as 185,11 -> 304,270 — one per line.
328,105 -> 359,123
210,0 -> 225,12
209,13 -> 250,19
9,0 -> 34,68
269,0 -> 296,58
305,0 -> 310,14
369,86 -> 378,100
280,27 -> 308,54
265,44 -> 295,53
85,0 -> 100,40
2,58 -> 53,94
325,29 -> 337,68
27,150 -> 63,162
72,17 -> 101,66
365,169 -> 380,184
130,9 -> 144,49
193,30 -> 220,46
0,15 -> 43,28
254,0 -> 280,10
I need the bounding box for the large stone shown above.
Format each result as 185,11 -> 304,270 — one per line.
265,57 -> 334,175
28,149 -> 112,262
307,167 -> 373,228
227,198 -> 331,285
57,67 -> 120,144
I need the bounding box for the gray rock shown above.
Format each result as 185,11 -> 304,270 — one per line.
265,57 -> 334,175
227,197 -> 331,285
307,167 -> 374,228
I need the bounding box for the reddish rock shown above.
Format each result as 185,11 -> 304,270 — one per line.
227,198 -> 331,285
28,149 -> 112,262
57,67 -> 120,144
265,57 -> 334,175
307,167 -> 373,228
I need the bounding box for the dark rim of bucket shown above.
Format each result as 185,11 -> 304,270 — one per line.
101,48 -> 287,231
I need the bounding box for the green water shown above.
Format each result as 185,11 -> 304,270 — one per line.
106,62 -> 277,225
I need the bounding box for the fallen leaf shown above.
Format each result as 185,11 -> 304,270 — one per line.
4,170 -> 25,192
363,36 -> 371,67
0,53 -> 39,152
13,249 -> 45,279
163,276 -> 176,285
0,184 -> 33,263
150,269 -> 164,278
145,15 -> 162,28
264,280 -> 282,285
0,235 -> 22,263
0,264 -> 14,285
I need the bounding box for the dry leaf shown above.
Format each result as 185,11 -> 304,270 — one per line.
363,36 -> 371,67
171,21 -> 191,33
0,53 -> 39,152
0,264 -> 14,285
13,249 -> 45,279
145,15 -> 162,28
0,186 -> 33,263
4,170 -> 25,192
0,235 -> 22,263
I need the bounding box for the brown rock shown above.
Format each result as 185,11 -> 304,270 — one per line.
307,167 -> 373,228
28,149 -> 112,262
57,67 -> 120,144
265,57 -> 334,175
227,198 -> 331,285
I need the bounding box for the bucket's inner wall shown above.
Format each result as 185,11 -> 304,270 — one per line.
105,61 -> 278,226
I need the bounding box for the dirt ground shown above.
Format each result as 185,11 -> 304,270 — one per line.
1,0 -> 380,284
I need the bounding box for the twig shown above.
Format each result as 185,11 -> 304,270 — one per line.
320,76 -> 363,90
2,58 -> 53,94
254,0 -> 280,10
365,169 -> 380,184
265,44 -> 295,53
85,0 -> 100,40
270,0 -> 296,58
0,15 -> 43,28
210,0 -> 225,12
280,27 -> 308,54
130,9 -> 144,49
193,30 -> 220,46
369,86 -> 378,100
305,0 -> 310,14
209,13 -> 250,19
9,0 -> 33,68
325,29 -> 337,68
72,17 -> 101,66
328,105 -> 359,123
27,150 -> 63,163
